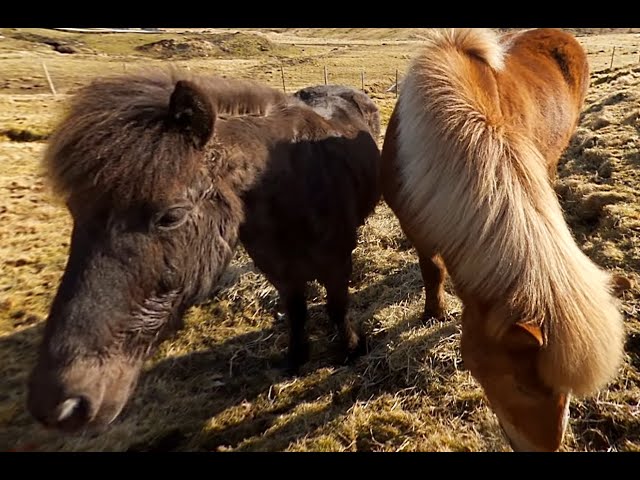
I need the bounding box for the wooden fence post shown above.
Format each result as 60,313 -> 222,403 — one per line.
281,65 -> 286,93
41,62 -> 57,96
610,46 -> 616,70
395,69 -> 398,98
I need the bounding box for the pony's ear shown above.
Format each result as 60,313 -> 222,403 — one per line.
168,80 -> 216,149
503,321 -> 544,351
610,274 -> 633,298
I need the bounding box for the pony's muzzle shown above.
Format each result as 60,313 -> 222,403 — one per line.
27,381 -> 97,433
52,396 -> 93,432
498,392 -> 571,452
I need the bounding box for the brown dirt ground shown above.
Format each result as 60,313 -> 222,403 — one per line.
0,28 -> 638,452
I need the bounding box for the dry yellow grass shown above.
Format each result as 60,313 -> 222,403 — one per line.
0,28 -> 639,452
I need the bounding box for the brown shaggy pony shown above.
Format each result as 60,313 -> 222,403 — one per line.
26,70 -> 381,433
381,28 -> 626,451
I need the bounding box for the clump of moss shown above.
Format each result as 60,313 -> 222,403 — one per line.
0,128 -> 49,142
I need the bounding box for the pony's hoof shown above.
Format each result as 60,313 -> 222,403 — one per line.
344,333 -> 368,364
271,355 -> 303,377
283,363 -> 302,378
281,341 -> 310,376
421,307 -> 446,325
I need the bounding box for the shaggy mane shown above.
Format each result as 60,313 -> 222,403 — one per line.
42,69 -> 289,208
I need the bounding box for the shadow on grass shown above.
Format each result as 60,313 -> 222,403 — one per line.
128,314 -> 459,452
1,258 -> 459,452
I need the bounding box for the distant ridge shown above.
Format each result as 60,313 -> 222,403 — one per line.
52,28 -> 164,34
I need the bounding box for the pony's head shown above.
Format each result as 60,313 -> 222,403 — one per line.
27,72 -> 245,433
461,306 -> 569,451
293,84 -> 381,141
461,271 -> 630,452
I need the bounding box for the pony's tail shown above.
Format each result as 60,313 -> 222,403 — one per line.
395,28 -> 626,397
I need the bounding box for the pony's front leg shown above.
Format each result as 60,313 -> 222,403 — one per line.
280,283 -> 310,375
418,250 -> 448,323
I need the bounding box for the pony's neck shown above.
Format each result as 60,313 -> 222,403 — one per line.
204,116 -> 275,198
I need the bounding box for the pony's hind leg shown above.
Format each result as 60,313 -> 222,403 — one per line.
323,256 -> 367,364
418,250 -> 448,323
280,283 -> 310,375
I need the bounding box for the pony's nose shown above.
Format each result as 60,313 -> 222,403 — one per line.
27,367 -> 97,433
29,394 -> 93,432
53,396 -> 92,431
499,421 -> 544,452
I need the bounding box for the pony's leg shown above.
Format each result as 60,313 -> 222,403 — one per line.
280,283 -> 310,374
393,214 -> 449,323
324,256 -> 367,363
418,250 -> 448,323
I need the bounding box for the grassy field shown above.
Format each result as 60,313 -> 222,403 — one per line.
0,28 -> 639,452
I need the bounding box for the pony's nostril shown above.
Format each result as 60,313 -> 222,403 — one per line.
57,397 -> 81,422
54,396 -> 91,430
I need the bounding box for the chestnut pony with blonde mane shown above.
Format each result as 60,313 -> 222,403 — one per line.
381,28 -> 626,451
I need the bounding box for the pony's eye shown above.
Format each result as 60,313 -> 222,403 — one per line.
153,206 -> 191,231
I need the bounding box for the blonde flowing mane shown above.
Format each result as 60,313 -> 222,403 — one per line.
394,28 -> 624,396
